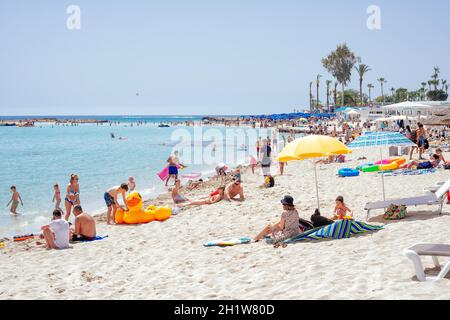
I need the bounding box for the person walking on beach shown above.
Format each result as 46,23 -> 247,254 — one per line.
104,183 -> 129,225
259,139 -> 272,178
40,209 -> 70,250
64,174 -> 80,221
70,205 -> 96,241
128,176 -> 136,192
416,123 -> 427,160
165,156 -> 179,187
52,184 -> 62,209
7,186 -> 23,214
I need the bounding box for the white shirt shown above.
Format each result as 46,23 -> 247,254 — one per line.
50,219 -> 70,249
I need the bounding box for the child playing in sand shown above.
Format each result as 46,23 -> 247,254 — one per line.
104,183 -> 129,225
128,177 -> 136,192
7,186 -> 23,214
52,184 -> 62,209
331,196 -> 352,221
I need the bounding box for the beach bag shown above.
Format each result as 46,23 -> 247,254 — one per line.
311,210 -> 334,228
424,139 -> 430,150
444,164 -> 450,170
383,204 -> 407,220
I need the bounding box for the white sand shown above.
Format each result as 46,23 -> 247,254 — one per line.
2,148 -> 450,300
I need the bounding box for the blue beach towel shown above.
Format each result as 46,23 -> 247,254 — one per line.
266,220 -> 383,244
381,168 -> 436,177
77,235 -> 108,242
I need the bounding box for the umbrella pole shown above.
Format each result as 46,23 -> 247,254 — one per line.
380,148 -> 386,201
314,161 -> 320,210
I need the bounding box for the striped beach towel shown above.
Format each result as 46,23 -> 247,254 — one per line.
382,168 -> 436,177
266,220 -> 383,244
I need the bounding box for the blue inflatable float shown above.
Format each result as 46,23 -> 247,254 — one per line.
338,168 -> 360,177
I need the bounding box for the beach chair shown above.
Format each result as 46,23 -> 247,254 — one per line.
403,244 -> 450,282
364,179 -> 450,220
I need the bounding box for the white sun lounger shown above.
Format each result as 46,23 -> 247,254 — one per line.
364,179 -> 450,220
403,244 -> 450,281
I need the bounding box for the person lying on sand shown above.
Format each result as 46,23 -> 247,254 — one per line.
224,178 -> 244,202
179,187 -> 225,207
39,209 -> 70,250
70,205 -> 96,241
172,179 -> 189,204
405,154 -> 440,170
331,196 -> 352,221
254,195 -> 301,248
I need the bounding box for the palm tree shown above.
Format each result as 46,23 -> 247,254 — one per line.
367,83 -> 374,102
442,79 -> 447,91
326,80 -> 332,112
431,66 -> 440,90
355,64 -> 371,106
316,74 -> 322,110
377,78 -> 387,104
421,82 -> 427,100
322,43 -> 360,106
309,81 -> 313,112
445,84 -> 449,94
390,87 -> 396,102
427,80 -> 432,92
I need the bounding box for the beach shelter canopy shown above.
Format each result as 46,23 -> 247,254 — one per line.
348,132 -> 415,201
381,101 -> 432,111
277,136 -> 352,208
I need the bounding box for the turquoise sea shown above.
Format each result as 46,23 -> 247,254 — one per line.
0,115 -> 269,237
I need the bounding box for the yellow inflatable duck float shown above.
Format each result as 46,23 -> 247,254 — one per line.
115,191 -> 172,224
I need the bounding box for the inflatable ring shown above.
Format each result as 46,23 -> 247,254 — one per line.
393,158 -> 406,166
357,163 -> 373,171
362,165 -> 380,173
375,159 -> 391,165
338,168 -> 360,177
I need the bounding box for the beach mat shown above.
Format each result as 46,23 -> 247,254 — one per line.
204,237 -> 251,247
266,220 -> 383,244
382,168 -> 436,177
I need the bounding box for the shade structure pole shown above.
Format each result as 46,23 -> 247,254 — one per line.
380,148 -> 386,201
314,161 -> 320,209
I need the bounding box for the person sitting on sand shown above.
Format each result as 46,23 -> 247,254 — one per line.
172,179 -> 189,204
104,183 -> 129,225
7,186 -> 23,214
406,154 -> 440,170
71,205 -> 96,241
40,209 -> 70,250
435,148 -> 448,164
254,195 -> 301,248
331,196 -> 352,221
224,178 -> 244,202
179,187 -> 225,207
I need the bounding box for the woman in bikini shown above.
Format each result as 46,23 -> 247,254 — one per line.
179,187 -> 225,207
64,174 -> 80,221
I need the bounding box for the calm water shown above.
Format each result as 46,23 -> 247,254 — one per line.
0,116 -> 269,237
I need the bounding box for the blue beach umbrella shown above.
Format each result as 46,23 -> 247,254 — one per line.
348,132 -> 416,201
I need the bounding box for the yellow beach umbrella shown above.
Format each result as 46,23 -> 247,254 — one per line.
277,135 -> 352,209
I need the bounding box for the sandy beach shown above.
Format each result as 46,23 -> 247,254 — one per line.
2,147 -> 450,300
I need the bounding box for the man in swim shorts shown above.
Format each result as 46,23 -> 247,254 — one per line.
71,205 -> 97,241
104,183 -> 129,225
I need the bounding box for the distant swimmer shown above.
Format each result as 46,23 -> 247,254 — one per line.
110,133 -> 115,139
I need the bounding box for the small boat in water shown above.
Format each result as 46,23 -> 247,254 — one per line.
158,124 -> 170,128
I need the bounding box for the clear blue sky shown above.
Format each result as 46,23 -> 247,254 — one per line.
0,0 -> 449,116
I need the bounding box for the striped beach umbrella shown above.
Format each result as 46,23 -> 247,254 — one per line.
348,131 -> 416,201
